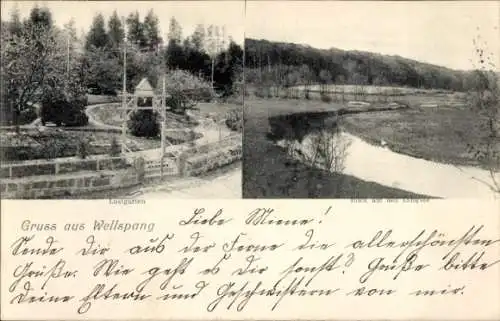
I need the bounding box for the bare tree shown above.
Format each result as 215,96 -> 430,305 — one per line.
281,117 -> 352,197
459,35 -> 500,195
205,24 -> 226,92
300,121 -> 352,173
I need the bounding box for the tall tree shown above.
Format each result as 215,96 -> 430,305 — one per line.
81,46 -> 121,94
143,9 -> 162,51
108,10 -> 124,49
126,11 -> 146,48
8,5 -> 23,37
166,38 -> 184,70
85,13 -> 109,50
166,17 -> 183,69
205,25 -> 222,90
41,25 -> 88,127
214,40 -> 243,96
63,18 -> 78,43
28,4 -> 53,29
62,18 -> 80,87
167,17 -> 182,44
191,23 -> 205,52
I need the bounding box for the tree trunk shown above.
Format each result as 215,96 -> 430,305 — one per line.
211,58 -> 215,92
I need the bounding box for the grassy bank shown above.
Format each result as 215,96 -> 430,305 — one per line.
342,106 -> 484,167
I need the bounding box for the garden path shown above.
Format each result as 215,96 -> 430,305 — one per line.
127,164 -> 241,199
84,104 -> 235,161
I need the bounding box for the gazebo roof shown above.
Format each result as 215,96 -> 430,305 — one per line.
135,78 -> 155,97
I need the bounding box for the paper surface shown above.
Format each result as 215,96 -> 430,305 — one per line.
2,199 -> 499,320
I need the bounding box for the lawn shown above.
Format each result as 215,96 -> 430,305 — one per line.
87,94 -> 121,106
292,84 -> 456,95
243,98 -> 430,198
192,102 -> 242,119
342,106 -> 486,167
89,102 -> 242,127
247,84 -> 467,108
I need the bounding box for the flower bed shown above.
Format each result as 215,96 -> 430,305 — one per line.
184,144 -> 242,176
1,156 -> 130,179
164,130 -> 202,145
0,129 -> 141,162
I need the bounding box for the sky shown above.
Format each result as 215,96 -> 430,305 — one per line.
2,1 -> 499,71
1,0 -> 245,45
246,1 -> 500,71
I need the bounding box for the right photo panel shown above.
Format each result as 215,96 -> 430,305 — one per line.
243,1 -> 500,199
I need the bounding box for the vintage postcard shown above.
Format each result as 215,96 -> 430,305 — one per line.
1,0 -> 499,321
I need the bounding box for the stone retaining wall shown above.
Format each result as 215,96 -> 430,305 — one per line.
1,135 -> 242,198
183,138 -> 242,176
1,156 -> 129,179
1,167 -> 140,199
143,157 -> 179,181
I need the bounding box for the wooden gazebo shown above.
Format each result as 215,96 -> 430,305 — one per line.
120,77 -> 172,177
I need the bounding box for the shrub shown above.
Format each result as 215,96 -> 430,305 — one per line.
64,111 -> 89,127
164,70 -> 213,105
225,109 -> 243,132
128,110 -> 160,138
19,106 -> 38,125
76,139 -> 89,159
164,130 -> 202,145
42,141 -> 63,160
40,94 -> 88,127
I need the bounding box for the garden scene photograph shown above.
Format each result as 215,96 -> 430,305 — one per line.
1,1 -> 244,199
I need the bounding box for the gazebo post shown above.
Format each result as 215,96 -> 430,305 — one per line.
121,18 -> 127,155
160,75 -> 167,179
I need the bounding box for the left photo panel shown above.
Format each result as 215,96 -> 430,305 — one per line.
0,0 -> 244,199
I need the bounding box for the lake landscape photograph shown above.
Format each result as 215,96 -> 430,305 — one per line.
242,1 -> 500,199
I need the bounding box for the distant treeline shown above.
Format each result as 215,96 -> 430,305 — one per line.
82,10 -> 244,95
1,4 -> 244,127
245,38 -> 485,92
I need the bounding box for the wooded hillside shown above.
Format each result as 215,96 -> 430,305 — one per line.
245,38 -> 481,92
